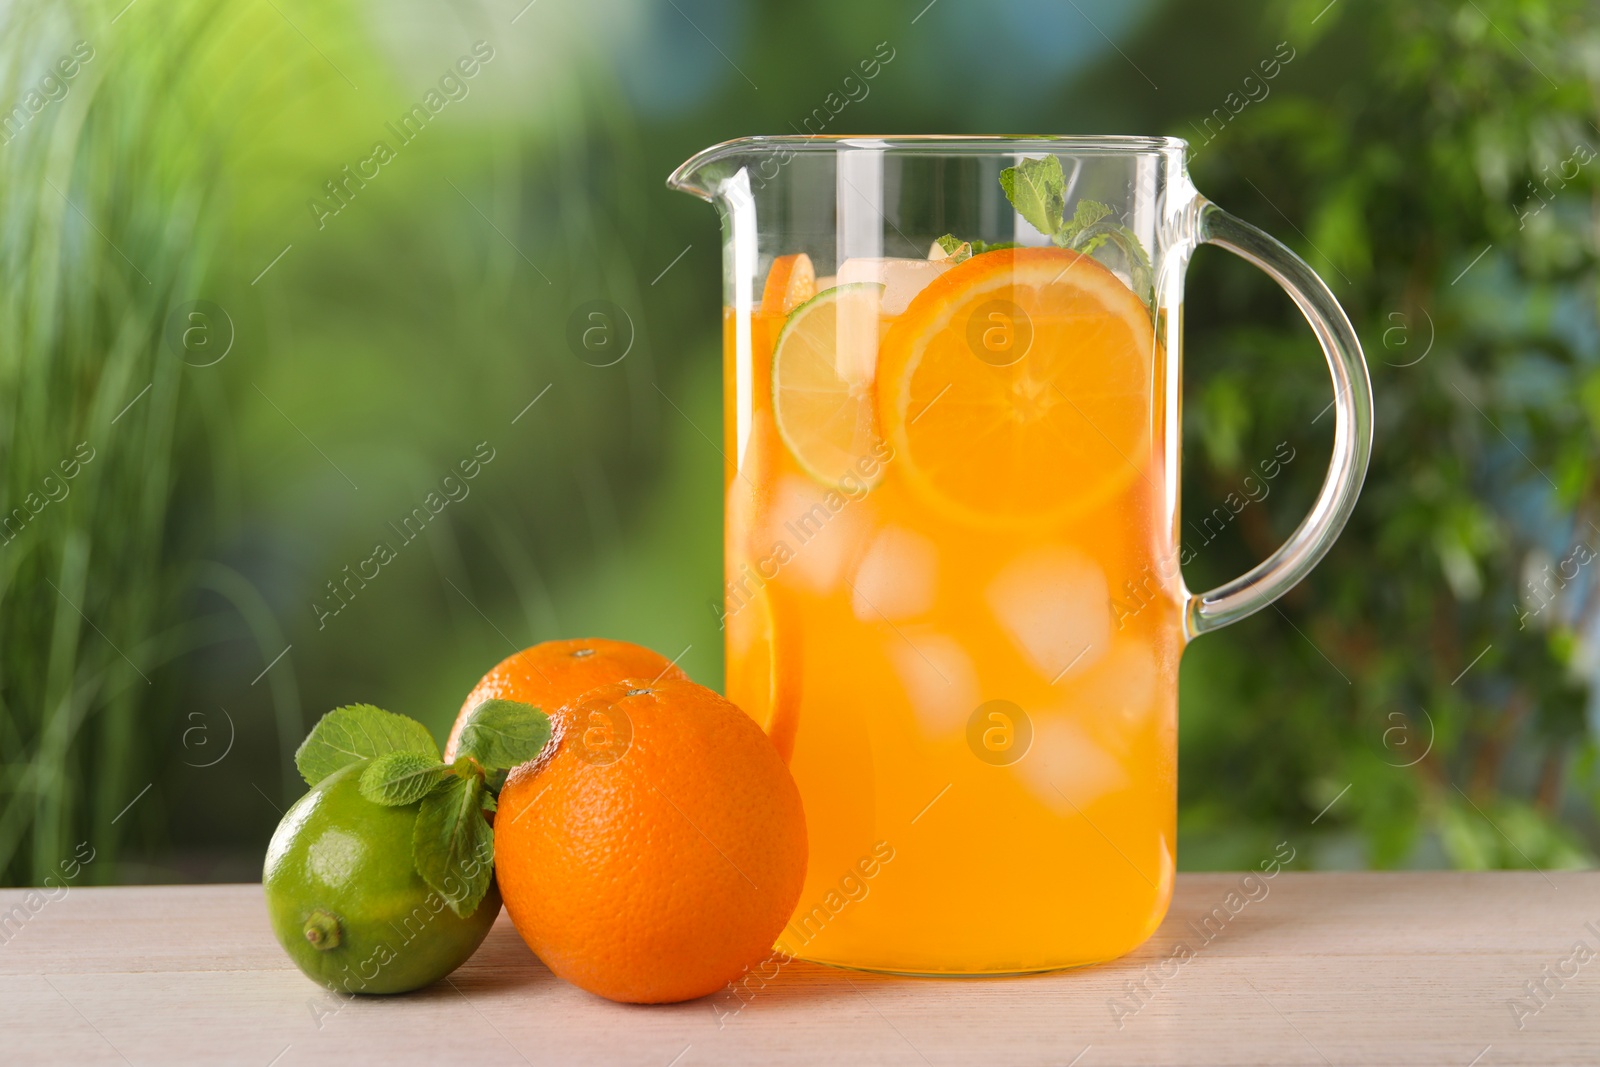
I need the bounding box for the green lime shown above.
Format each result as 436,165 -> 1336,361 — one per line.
771,282 -> 888,489
263,762 -> 500,994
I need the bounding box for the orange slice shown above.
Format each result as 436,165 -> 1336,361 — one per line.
761,253 -> 817,316
771,282 -> 886,488
876,246 -> 1156,528
724,584 -> 802,764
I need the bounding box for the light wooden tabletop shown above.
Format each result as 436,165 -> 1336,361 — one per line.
1,872 -> 1594,1065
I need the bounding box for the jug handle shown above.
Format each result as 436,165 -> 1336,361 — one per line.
1184,200 -> 1374,637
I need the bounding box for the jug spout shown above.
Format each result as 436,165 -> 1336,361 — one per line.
670,135 -> 909,204
668,136 -> 795,203
662,137 -> 736,202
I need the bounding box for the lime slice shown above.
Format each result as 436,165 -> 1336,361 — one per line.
771,282 -> 886,488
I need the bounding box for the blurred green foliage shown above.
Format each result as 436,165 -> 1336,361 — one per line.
0,0 -> 263,882
1177,0 -> 1600,870
0,0 -> 1595,883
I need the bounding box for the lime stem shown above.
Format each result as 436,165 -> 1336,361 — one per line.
303,909 -> 342,951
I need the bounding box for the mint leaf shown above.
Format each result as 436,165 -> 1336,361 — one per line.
480,790 -> 498,813
969,239 -> 1018,255
1076,233 -> 1113,254
295,705 -> 440,787
1059,199 -> 1113,243
413,774 -> 495,918
1091,224 -> 1155,306
1056,199 -> 1155,309
999,156 -> 1067,237
359,751 -> 448,806
456,699 -> 551,772
933,233 -> 972,263
933,235 -> 1019,260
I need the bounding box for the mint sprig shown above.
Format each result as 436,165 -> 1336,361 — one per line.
1003,156 -> 1153,306
296,699 -> 550,918
933,155 -> 1155,310
295,704 -> 439,787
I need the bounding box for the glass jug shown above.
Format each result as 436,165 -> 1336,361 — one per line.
668,136 -> 1372,976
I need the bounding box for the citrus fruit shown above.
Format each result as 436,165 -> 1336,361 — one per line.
771,282 -> 886,488
263,762 -> 500,994
444,638 -> 688,761
724,585 -> 802,764
761,252 -> 816,315
876,246 -> 1156,528
494,677 -> 807,1003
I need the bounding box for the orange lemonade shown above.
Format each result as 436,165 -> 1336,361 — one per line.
723,244 -> 1182,974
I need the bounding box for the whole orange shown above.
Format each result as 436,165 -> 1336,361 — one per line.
494,678 -> 807,1003
444,638 -> 687,761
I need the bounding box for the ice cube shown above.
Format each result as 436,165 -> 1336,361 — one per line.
886,631 -> 979,735
837,257 -> 953,316
852,526 -> 937,622
1069,638 -> 1160,740
987,547 -> 1112,682
766,474 -> 868,594
1014,717 -> 1129,814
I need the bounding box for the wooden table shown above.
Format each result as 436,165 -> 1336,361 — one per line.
2,873 -> 1595,1065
